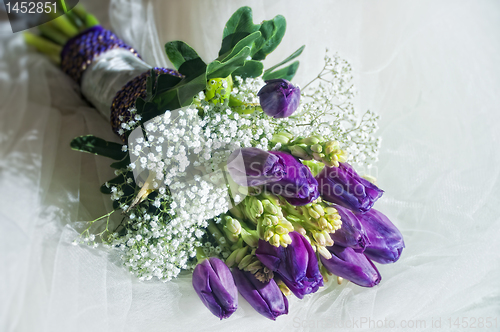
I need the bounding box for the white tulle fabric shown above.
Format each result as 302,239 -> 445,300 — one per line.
1,0 -> 500,331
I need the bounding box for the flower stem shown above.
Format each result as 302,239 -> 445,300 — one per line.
207,221 -> 231,251
48,12 -> 80,37
71,4 -> 100,28
38,23 -> 69,45
23,32 -> 62,63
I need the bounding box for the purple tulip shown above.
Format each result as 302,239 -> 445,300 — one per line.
267,151 -> 319,206
192,257 -> 238,319
232,268 -> 288,320
316,162 -> 383,213
227,147 -> 285,187
256,232 -> 323,299
320,245 -> 381,287
356,209 -> 405,264
227,148 -> 319,206
258,79 -> 300,118
330,205 -> 370,252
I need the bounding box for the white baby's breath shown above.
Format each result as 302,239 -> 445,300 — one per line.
88,51 -> 379,281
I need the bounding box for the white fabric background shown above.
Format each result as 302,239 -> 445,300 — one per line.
1,0 -> 500,331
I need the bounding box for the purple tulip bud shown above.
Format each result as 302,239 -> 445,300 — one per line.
256,232 -> 323,299
356,209 -> 405,264
227,147 -> 285,187
232,268 -> 288,320
320,245 -> 381,287
316,162 -> 383,213
330,205 -> 370,252
227,148 -> 319,206
267,151 -> 319,206
258,79 -> 300,118
192,257 -> 238,319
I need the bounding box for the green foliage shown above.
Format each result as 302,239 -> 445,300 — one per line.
252,15 -> 286,60
263,61 -> 300,81
165,41 -> 202,70
70,135 -> 126,160
263,45 -> 305,81
231,60 -> 264,79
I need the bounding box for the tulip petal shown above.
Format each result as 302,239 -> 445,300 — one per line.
321,245 -> 381,287
232,268 -> 288,320
267,152 -> 319,206
356,209 -> 405,264
192,258 -> 238,319
330,205 -> 370,252
256,232 -> 323,299
317,163 -> 383,213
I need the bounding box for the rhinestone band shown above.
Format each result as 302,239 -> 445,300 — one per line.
110,67 -> 183,139
61,25 -> 141,83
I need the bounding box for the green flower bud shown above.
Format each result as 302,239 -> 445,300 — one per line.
312,231 -> 327,246
240,228 -> 259,248
307,206 -> 321,220
269,234 -> 281,247
251,198 -> 264,215
235,246 -> 249,264
225,216 -> 241,234
238,254 -> 254,270
317,245 -> 332,259
274,225 -> 287,235
289,145 -> 311,160
311,144 -> 323,153
264,229 -> 274,241
271,133 -> 291,145
302,136 -> 321,145
225,249 -> 239,267
280,233 -> 293,246
280,219 -> 295,232
262,200 -> 278,215
268,215 -> 279,226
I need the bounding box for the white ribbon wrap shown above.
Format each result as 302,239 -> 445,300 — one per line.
81,48 -> 152,118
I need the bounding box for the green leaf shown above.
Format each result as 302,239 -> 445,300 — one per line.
70,135 -> 126,160
156,73 -> 183,94
110,154 -> 131,169
165,41 -> 204,71
231,60 -> 264,79
219,31 -> 261,62
265,45 -> 305,73
207,47 -> 251,79
219,32 -> 250,58
252,15 -> 287,60
135,97 -> 145,113
177,57 -> 207,78
144,74 -> 206,123
223,7 -> 260,39
263,61 -> 300,81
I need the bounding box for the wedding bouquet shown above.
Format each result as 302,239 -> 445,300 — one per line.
25,4 -> 404,320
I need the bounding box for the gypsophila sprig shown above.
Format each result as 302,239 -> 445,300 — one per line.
298,50 -> 381,166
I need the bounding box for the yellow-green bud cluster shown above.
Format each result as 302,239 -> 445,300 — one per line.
225,246 -> 274,282
274,133 -> 348,167
241,194 -> 295,248
283,198 -> 342,259
205,76 -> 232,104
222,215 -> 241,243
